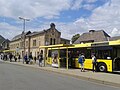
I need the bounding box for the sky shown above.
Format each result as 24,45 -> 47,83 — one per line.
0,0 -> 120,40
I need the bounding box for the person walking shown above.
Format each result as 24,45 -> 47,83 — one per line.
39,53 -> 43,67
78,53 -> 85,72
92,54 -> 97,72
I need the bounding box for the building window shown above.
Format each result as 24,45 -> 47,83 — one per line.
33,40 -> 36,46
50,38 -> 52,45
45,41 -> 48,46
20,42 -> 24,48
26,41 -> 28,47
52,29 -> 55,35
53,38 -> 55,45
39,41 -> 41,46
64,41 -> 66,44
41,50 -> 43,54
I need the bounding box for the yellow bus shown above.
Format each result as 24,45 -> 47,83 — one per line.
40,40 -> 120,73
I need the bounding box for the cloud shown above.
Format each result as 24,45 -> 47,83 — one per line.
66,0 -> 120,38
70,0 -> 99,10
1,0 -> 120,41
0,22 -> 21,39
85,0 -> 97,3
0,0 -> 71,19
82,4 -> 96,10
71,0 -> 83,10
111,28 -> 120,36
49,0 -> 120,39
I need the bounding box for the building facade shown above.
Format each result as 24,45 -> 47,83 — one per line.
9,23 -> 70,58
1,39 -> 10,50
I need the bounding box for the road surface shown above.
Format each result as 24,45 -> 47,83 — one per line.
0,61 -> 119,90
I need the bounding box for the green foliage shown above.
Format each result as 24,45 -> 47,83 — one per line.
71,34 -> 80,43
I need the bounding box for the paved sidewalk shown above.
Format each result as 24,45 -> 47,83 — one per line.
1,59 -> 120,87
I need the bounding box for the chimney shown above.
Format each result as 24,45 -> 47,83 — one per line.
50,23 -> 55,29
89,30 -> 95,33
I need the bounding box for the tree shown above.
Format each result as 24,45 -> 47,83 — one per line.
71,34 -> 80,43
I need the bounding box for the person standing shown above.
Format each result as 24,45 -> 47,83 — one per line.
24,54 -> 28,64
9,53 -> 13,62
29,53 -> 33,64
14,55 -> 17,62
18,54 -> 21,62
39,53 -> 43,67
34,56 -> 37,64
92,54 -> 97,72
78,53 -> 85,72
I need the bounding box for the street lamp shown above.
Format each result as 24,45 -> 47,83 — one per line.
19,17 -> 30,64
19,17 -> 30,32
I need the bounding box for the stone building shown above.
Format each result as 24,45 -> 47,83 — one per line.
9,23 -> 70,58
1,39 -> 10,50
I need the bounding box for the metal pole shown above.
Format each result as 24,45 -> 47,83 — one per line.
66,47 -> 68,69
19,17 -> 30,64
44,48 -> 47,67
58,48 -> 60,68
23,19 -> 25,32
23,19 -> 26,64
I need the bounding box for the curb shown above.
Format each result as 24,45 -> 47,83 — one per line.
2,60 -> 120,88
39,68 -> 120,88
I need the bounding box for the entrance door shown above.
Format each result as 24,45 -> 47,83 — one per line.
60,49 -> 66,68
113,47 -> 120,71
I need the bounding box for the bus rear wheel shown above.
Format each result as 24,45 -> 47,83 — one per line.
98,63 -> 107,72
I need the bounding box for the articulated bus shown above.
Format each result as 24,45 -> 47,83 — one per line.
40,40 -> 120,73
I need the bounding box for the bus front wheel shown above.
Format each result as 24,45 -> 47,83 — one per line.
98,63 -> 107,72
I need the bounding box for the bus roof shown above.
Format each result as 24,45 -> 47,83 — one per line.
3,50 -> 15,53
74,43 -> 91,47
39,39 -> 120,49
109,40 -> 120,45
39,44 -> 74,48
39,43 -> 91,49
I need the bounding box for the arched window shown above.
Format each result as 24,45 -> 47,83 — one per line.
53,38 -> 55,45
50,38 -> 52,45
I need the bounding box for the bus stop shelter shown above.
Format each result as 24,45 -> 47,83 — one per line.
39,44 -> 74,69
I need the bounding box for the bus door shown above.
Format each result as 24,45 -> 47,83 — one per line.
67,49 -> 74,68
60,49 -> 67,68
113,46 -> 120,71
59,49 -> 76,68
92,46 -> 113,72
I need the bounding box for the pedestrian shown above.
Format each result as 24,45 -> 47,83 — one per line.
18,54 -> 21,62
29,53 -> 33,63
39,53 -> 43,67
4,54 -> 7,61
78,53 -> 85,72
14,55 -> 17,62
92,54 -> 97,72
9,53 -> 13,62
34,56 -> 37,63
24,54 -> 28,64
1,53 -> 3,60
